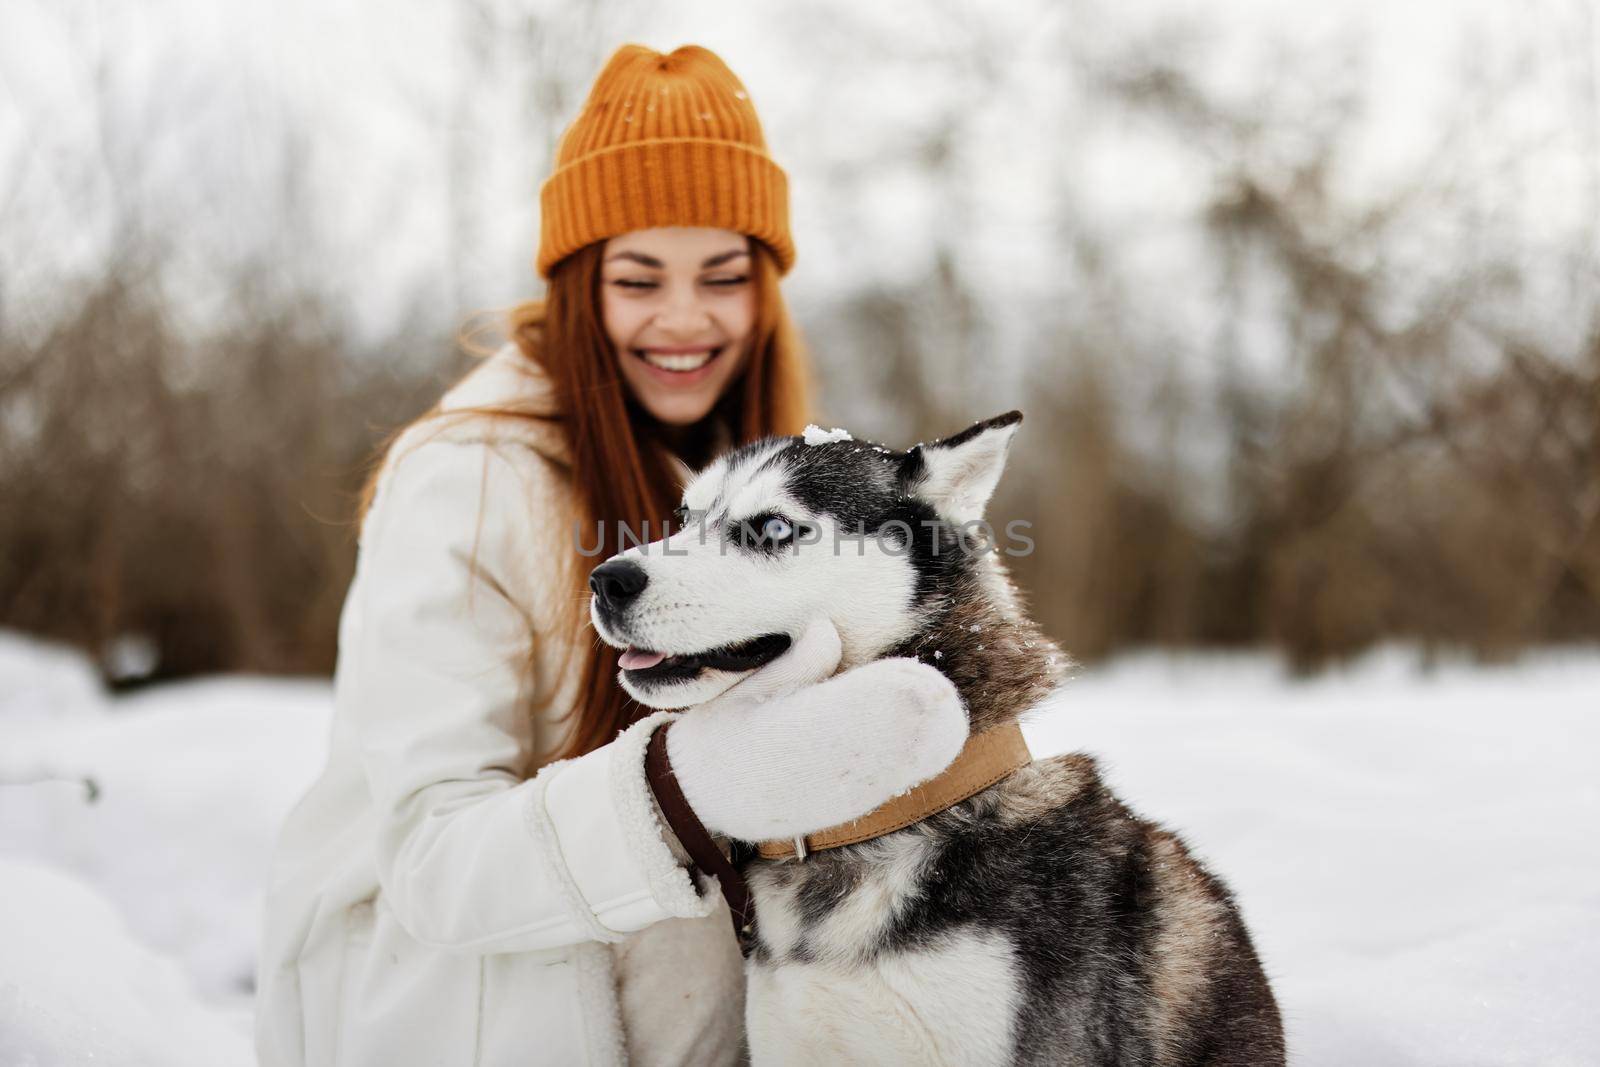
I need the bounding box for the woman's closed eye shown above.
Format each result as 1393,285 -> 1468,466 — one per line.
607,275 -> 749,291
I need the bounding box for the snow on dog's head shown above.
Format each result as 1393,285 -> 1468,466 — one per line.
589,411 -> 1025,708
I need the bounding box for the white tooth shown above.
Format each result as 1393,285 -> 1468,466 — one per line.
642,349 -> 715,372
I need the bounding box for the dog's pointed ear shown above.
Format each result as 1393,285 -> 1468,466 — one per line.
897,411 -> 1023,525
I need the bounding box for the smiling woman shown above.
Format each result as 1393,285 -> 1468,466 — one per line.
254,42 -> 972,1067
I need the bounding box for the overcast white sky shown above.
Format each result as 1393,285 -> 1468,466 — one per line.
2,0 -> 1594,367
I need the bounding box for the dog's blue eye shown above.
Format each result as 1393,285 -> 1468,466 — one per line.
762,516 -> 793,542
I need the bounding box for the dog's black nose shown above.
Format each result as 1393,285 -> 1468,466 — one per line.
589,559 -> 649,612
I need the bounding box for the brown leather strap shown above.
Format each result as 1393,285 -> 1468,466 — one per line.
643,722 -> 757,952
754,723 -> 1033,860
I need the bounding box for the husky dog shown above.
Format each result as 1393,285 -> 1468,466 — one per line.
590,413 -> 1285,1066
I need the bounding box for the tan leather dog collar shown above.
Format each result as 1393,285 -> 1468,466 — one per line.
755,723 -> 1033,861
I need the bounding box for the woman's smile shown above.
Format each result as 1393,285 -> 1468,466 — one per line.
633,344 -> 726,383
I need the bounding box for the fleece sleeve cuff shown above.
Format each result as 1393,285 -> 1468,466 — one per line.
606,711 -> 721,919
529,711 -> 718,939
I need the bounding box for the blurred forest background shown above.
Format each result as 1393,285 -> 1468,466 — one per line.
2,0 -> 1597,685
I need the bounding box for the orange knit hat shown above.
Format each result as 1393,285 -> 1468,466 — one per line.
536,44 -> 794,279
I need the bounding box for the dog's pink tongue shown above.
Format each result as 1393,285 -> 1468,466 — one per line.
620,647 -> 667,670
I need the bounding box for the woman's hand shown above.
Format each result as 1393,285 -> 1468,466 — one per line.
663,617 -> 970,842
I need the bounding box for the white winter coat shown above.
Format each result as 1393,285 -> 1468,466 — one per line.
253,344 -> 746,1066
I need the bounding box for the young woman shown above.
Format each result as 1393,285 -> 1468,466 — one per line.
253,44 -> 969,1066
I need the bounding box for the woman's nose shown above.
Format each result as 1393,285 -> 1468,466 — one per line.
653,289 -> 713,335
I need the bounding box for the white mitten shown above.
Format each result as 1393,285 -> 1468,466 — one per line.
664,617 -> 970,842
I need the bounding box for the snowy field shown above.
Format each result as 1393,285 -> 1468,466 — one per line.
1,628 -> 1596,1065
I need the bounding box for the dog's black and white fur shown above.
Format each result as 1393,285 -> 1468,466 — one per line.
591,413 -> 1285,1066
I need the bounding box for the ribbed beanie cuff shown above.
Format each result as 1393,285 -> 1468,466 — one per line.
538,138 -> 792,277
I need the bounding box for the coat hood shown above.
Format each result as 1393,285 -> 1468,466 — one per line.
433,343 -> 573,468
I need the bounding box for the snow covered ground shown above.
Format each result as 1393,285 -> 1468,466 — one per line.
1024,649 -> 1600,1067
1,629 -> 1596,1065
